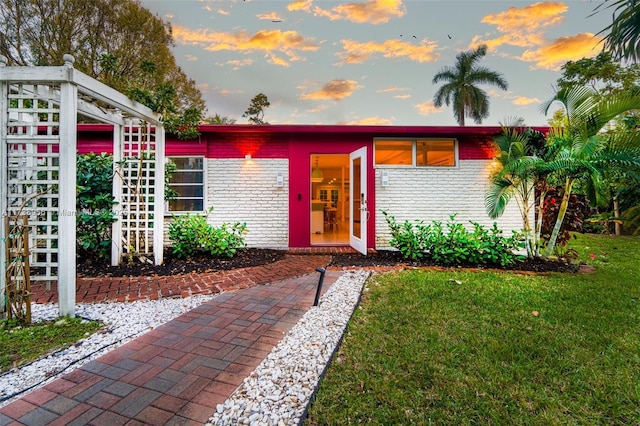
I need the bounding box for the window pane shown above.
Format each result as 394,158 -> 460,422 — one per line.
416,140 -> 455,166
171,157 -> 203,170
170,171 -> 203,184
169,199 -> 203,211
169,184 -> 203,197
167,157 -> 204,212
375,140 -> 412,165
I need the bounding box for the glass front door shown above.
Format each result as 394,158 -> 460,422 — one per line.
349,147 -> 367,255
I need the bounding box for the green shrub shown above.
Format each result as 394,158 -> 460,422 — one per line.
383,211 -> 524,266
76,153 -> 118,260
168,208 -> 247,259
76,154 -> 190,260
382,210 -> 430,260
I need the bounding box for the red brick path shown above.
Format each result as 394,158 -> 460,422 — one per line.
1,254 -> 353,425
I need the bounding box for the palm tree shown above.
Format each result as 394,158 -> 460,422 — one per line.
432,44 -> 508,126
540,86 -> 640,256
594,0 -> 640,62
485,122 -> 546,258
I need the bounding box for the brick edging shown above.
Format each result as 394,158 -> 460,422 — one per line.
31,255 -> 332,304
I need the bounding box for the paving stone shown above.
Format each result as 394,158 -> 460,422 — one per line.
18,407 -> 59,426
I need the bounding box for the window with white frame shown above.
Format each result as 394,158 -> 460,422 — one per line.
374,138 -> 457,167
166,157 -> 204,212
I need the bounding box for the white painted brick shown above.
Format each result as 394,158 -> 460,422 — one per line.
206,159 -> 289,248
162,158 -> 527,251
374,160 -> 528,249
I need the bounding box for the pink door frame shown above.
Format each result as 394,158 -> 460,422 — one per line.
288,139 -> 376,248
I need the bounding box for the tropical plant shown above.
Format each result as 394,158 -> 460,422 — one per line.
485,123 -> 547,257
539,86 -> 640,256
432,44 -> 508,126
554,52 -> 640,235
539,188 -> 590,259
593,0 -> 640,63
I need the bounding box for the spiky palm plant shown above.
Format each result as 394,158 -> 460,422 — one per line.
485,123 -> 546,258
540,86 -> 640,256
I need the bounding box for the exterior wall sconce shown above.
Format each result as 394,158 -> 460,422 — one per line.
276,171 -> 284,188
381,170 -> 389,187
245,154 -> 252,160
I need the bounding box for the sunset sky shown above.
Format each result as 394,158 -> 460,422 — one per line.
141,0 -> 612,126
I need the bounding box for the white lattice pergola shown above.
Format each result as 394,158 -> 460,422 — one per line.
0,54 -> 165,317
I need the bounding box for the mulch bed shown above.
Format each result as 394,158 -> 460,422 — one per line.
76,248 -> 580,278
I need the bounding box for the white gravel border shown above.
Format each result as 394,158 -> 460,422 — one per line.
207,269 -> 370,426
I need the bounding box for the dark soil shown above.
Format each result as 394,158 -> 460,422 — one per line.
329,251 -> 580,273
76,248 -> 579,278
76,248 -> 287,278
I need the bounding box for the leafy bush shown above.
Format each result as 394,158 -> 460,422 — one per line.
76,154 -> 188,260
539,187 -> 590,259
382,211 -> 430,260
168,208 -> 247,259
76,153 -> 118,260
383,211 -> 524,267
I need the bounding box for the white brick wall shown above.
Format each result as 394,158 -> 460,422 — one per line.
162,158 -> 525,251
205,159 -> 289,248
374,160 -> 525,249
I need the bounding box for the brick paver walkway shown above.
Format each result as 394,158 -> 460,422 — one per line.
0,252 -> 354,425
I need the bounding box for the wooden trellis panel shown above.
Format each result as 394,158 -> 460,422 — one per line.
5,83 -> 60,282
117,120 -> 159,260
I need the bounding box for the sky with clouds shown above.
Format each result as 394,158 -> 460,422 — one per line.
141,0 -> 611,126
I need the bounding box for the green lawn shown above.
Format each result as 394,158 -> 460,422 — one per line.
306,234 -> 640,425
1,317 -> 102,373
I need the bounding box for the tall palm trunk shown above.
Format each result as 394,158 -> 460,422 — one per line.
534,187 -> 549,257
614,196 -> 621,235
518,181 -> 535,258
544,177 -> 574,257
521,208 -> 534,258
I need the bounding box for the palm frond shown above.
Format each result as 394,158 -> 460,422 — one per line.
591,147 -> 640,169
431,68 -> 457,85
572,93 -> 640,137
608,126 -> 640,148
468,68 -> 509,90
539,158 -> 575,174
485,178 -> 515,219
594,0 -> 640,62
585,170 -> 609,207
571,134 -> 606,159
622,205 -> 640,234
498,156 -> 540,178
499,117 -> 526,128
540,86 -> 597,124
